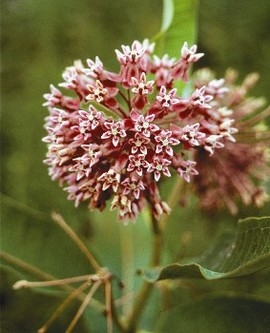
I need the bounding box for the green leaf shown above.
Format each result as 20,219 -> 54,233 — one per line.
159,0 -> 174,33
154,0 -> 198,57
142,217 -> 270,281
156,294 -> 270,333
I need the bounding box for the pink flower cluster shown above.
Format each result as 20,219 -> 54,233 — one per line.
192,68 -> 270,214
43,40 -> 236,222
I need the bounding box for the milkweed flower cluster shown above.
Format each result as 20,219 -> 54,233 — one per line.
192,68 -> 270,214
43,40 -> 237,222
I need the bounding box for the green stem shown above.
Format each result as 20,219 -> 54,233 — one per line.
160,177 -> 185,229
0,251 -> 104,312
51,211 -> 101,272
123,176 -> 184,333
120,223 -> 135,316
123,214 -> 162,333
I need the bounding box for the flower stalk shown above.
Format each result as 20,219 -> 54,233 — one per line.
51,211 -> 101,272
123,212 -> 163,333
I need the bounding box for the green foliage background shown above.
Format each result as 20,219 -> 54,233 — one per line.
1,0 -> 270,332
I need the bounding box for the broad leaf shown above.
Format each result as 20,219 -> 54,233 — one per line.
156,294 -> 270,333
142,217 -> 270,281
154,0 -> 198,57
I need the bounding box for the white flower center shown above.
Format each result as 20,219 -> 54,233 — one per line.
143,121 -> 149,129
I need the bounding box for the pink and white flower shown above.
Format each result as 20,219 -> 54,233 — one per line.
43,40 -> 248,222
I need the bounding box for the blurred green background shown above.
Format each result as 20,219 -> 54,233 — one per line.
1,0 -> 270,332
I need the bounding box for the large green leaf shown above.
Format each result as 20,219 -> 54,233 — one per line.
142,217 -> 270,281
154,0 -> 198,57
156,294 -> 270,333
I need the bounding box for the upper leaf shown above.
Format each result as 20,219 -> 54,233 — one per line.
154,0 -> 198,57
142,217 -> 270,281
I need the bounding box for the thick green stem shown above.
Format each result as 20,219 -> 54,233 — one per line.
123,215 -> 162,333
123,177 -> 184,332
